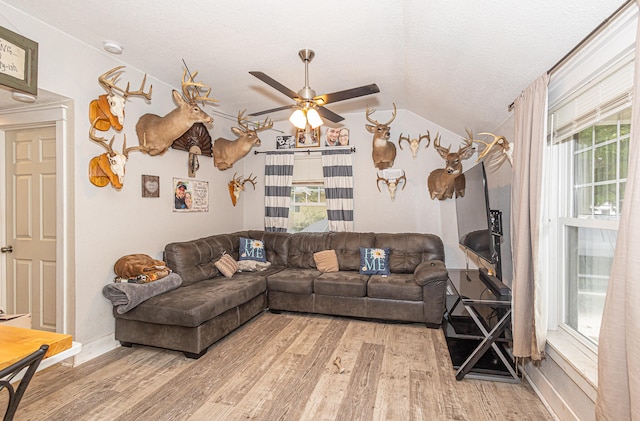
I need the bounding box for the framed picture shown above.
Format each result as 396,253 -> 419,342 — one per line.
295,127 -> 321,148
173,178 -> 209,212
325,127 -> 350,147
141,175 -> 159,198
276,135 -> 295,149
0,26 -> 38,95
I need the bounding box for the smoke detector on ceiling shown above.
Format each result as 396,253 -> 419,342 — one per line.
103,41 -> 123,55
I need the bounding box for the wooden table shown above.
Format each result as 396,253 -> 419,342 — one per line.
0,325 -> 75,371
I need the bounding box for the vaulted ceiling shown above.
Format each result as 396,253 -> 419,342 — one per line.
0,0 -> 628,136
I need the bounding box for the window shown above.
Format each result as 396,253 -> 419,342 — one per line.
545,4 -> 637,347
550,109 -> 629,344
288,184 -> 327,232
288,155 -> 328,233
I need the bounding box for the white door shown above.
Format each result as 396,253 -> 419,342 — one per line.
4,126 -> 57,332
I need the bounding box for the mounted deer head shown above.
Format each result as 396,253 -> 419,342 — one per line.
366,103 -> 397,169
377,169 -> 406,201
228,172 -> 257,206
213,110 -> 273,171
427,130 -> 475,200
136,69 -> 217,156
88,118 -> 148,189
89,66 -> 152,132
398,132 -> 432,159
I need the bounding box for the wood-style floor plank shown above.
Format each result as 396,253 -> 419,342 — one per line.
3,311 -> 554,421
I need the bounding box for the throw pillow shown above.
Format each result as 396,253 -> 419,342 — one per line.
314,250 -> 339,273
239,237 -> 267,262
214,253 -> 239,278
359,247 -> 390,275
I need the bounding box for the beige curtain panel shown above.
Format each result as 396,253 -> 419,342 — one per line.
595,2 -> 640,419
511,73 -> 549,361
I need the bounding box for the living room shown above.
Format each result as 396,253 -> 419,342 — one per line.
0,1 -> 636,420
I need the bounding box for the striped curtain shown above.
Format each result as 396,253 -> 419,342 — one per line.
264,151 -> 294,232
321,149 -> 354,232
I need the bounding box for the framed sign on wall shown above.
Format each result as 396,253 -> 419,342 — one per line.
0,26 -> 38,95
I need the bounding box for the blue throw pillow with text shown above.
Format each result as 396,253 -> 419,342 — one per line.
359,247 -> 390,275
239,237 -> 266,263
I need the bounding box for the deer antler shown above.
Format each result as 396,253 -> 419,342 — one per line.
397,133 -> 410,150
460,129 -> 476,154
419,133 -> 432,149
242,173 -> 257,190
98,66 -> 152,100
181,69 -> 218,104
376,173 -> 389,192
89,117 -> 116,156
237,109 -> 273,133
433,133 -> 449,155
366,103 -> 397,126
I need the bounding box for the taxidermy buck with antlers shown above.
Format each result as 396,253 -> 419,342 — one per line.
365,103 -> 397,170
228,173 -> 257,206
212,110 -> 273,171
89,66 -> 152,132
427,130 -> 475,200
136,69 -> 217,156
88,118 -> 148,189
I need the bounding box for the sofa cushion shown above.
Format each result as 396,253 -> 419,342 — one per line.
367,274 -> 423,301
314,272 -> 368,297
374,233 -> 445,273
313,250 -> 339,273
329,232 -> 376,271
239,237 -> 266,262
247,230 -> 290,267
266,268 -> 318,294
288,232 -> 332,269
114,273 -> 267,327
164,236 -> 225,286
214,253 -> 238,278
359,247 -> 390,275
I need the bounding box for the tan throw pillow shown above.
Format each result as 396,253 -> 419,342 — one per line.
314,250 -> 339,273
215,253 -> 239,278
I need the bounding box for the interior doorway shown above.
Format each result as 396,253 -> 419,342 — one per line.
0,96 -> 73,335
4,125 -> 57,331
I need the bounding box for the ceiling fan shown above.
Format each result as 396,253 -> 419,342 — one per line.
248,49 -> 380,125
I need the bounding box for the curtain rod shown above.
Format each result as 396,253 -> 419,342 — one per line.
507,0 -> 635,112
254,146 -> 356,155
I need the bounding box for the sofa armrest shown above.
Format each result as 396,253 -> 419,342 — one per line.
414,260 -> 448,327
414,260 -> 448,286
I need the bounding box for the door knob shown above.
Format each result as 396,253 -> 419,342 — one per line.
1,246 -> 13,253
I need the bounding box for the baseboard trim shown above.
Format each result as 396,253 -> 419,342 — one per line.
71,332 -> 119,366
522,361 -> 579,421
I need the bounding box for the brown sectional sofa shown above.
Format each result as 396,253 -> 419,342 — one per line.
113,230 -> 449,358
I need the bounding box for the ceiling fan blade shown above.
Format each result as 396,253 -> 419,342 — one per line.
248,104 -> 296,117
249,71 -> 299,100
317,106 -> 344,123
314,83 -> 380,106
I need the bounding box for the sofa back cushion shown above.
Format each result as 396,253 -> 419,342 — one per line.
374,233 -> 445,273
164,232 -> 251,286
247,230 -> 290,267
288,232 -> 331,269
329,232 -> 376,271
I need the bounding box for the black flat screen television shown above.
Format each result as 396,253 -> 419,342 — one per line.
454,162 -> 504,285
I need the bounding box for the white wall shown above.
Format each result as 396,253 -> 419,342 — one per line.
241,109 -> 475,269
0,3 -> 242,359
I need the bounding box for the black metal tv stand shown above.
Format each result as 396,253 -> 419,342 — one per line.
443,269 -> 518,383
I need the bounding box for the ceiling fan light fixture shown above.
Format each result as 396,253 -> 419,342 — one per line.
307,108 -> 323,128
289,109 -> 307,129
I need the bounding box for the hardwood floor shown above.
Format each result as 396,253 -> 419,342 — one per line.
4,312 -> 553,420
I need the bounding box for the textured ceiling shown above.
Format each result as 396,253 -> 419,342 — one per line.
0,0 -> 628,136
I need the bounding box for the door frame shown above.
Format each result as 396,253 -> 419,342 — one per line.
0,102 -> 74,335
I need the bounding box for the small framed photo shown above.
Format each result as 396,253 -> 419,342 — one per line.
325,127 -> 350,147
173,178 -> 209,212
141,175 -> 160,198
276,135 -> 295,149
296,127 -> 321,148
